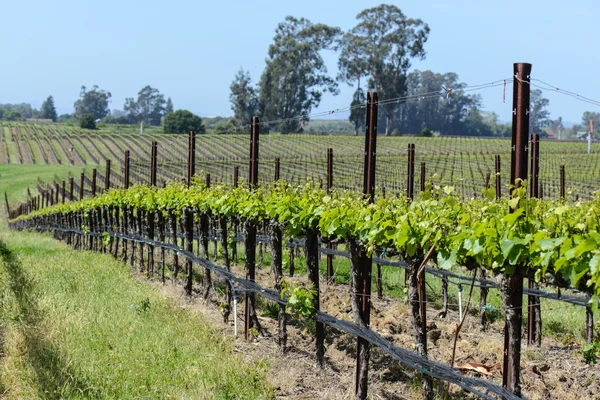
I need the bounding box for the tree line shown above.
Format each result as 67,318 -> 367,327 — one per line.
228,4 -> 563,137
0,86 -> 204,134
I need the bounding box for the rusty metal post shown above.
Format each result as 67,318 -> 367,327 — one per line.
407,144 -> 415,199
560,165 -> 565,199
249,117 -> 259,187
62,180 -> 66,203
151,141 -> 158,186
124,150 -> 130,189
188,131 -> 196,186
495,155 -> 502,199
326,148 -> 334,284
362,93 -> 378,200
205,173 -> 211,188
105,159 -> 111,191
69,177 -> 74,201
245,116 -> 260,341
233,166 -> 239,187
503,62 -> 531,397
79,173 -> 85,200
530,134 -> 539,198
274,157 -> 280,181
327,148 -> 333,192
355,92 -> 378,399
92,168 -> 97,196
420,162 -> 426,193
528,133 -> 541,347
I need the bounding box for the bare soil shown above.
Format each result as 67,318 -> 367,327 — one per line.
138,255 -> 600,400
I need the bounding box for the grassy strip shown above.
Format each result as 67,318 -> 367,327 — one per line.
0,164 -> 88,204
0,230 -> 273,399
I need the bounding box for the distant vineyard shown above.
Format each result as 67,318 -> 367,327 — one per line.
3,121 -> 600,200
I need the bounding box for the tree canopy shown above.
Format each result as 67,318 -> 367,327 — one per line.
230,68 -> 258,132
40,95 -> 57,122
258,16 -> 341,133
163,110 -> 205,134
74,85 -> 111,120
339,4 -> 430,135
529,89 -> 550,135
124,86 -> 167,126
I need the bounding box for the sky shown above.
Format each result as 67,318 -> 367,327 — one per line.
0,0 -> 598,126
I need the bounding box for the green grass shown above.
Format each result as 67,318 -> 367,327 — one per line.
0,229 -> 273,399
0,164 -> 89,204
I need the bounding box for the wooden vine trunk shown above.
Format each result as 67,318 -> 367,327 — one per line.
497,273 -> 523,397
157,213 -> 165,282
348,239 -> 370,400
480,270 -> 489,331
219,216 -> 232,323
244,220 -> 262,336
305,228 -> 324,366
184,209 -> 194,295
147,211 -> 155,277
137,210 -> 144,272
129,208 -> 136,267
122,206 -> 128,262
170,212 -> 179,279
440,275 -> 448,318
200,211 -> 211,300
270,222 -> 286,351
406,257 -> 433,400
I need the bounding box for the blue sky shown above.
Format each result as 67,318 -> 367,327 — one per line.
0,0 -> 597,125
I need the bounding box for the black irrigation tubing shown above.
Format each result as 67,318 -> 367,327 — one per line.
148,227 -> 591,308
20,222 -> 517,400
285,238 -> 592,308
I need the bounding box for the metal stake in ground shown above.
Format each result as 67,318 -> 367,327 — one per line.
495,155 -> 501,199
245,116 -> 260,340
560,165 -> 565,199
124,150 -> 130,189
528,134 -> 541,347
105,159 -> 111,191
92,169 -> 97,196
188,131 -> 196,186
69,178 -> 74,201
502,61 -> 532,397
326,148 -> 334,284
354,92 -> 377,400
151,141 -> 158,186
80,173 -> 85,200
407,144 -> 415,199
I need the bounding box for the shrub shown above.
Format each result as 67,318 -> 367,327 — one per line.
163,110 -> 205,134
79,114 -> 96,130
417,127 -> 433,137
